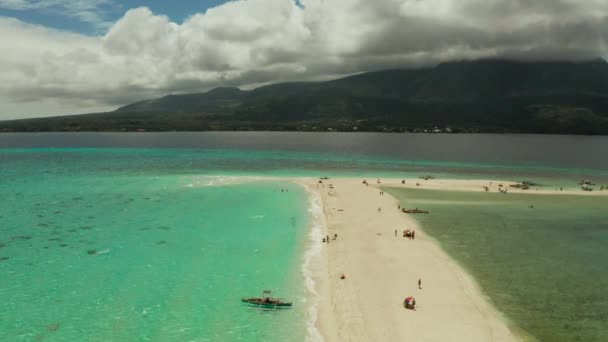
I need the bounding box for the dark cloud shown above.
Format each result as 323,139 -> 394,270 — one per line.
0,0 -> 607,119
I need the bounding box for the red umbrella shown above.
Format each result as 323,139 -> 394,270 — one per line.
405,296 -> 413,302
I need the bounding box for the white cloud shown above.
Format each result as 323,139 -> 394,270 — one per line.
0,0 -> 607,119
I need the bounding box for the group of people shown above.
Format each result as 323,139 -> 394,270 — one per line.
404,296 -> 417,310
405,229 -> 416,239
322,233 -> 338,243
394,228 -> 415,239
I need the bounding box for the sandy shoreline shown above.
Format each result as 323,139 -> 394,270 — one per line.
295,177 -> 602,342
197,175 -> 605,341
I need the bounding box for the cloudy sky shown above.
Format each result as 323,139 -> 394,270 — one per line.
1,0 -> 607,120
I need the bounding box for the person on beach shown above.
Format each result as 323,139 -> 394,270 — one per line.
378,207 -> 382,213
395,229 -> 397,237
404,297 -> 416,310
333,233 -> 338,240
326,235 -> 329,243
418,278 -> 422,289
412,230 -> 415,239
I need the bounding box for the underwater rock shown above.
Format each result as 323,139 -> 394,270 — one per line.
0,243 -> 5,248
46,323 -> 60,332
156,240 -> 167,245
0,256 -> 9,261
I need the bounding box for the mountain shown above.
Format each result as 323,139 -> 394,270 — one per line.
2,59 -> 608,134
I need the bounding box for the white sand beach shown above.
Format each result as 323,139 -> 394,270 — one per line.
295,176 -> 607,341
298,178 -> 528,342
377,178 -> 608,196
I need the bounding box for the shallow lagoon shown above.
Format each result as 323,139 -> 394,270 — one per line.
387,188 -> 608,342
0,172 -> 309,341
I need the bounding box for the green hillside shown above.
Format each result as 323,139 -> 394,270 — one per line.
2,59 -> 608,134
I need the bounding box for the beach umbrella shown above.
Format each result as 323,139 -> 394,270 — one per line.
405,296 -> 413,302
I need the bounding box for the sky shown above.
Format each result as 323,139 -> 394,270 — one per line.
0,0 -> 607,120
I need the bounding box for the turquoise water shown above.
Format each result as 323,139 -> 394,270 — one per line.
387,188 -> 608,342
0,168 -> 310,341
2,148 -> 607,187
2,142 -> 608,341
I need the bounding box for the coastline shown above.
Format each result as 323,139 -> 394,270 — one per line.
295,177 -> 595,342
300,183 -> 327,342
198,175 -> 607,341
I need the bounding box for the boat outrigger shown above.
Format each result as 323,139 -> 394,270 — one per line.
402,208 -> 429,214
241,290 -> 292,309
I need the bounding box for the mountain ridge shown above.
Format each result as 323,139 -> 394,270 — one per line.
2,59 -> 608,134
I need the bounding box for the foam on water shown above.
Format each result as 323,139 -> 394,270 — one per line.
300,183 -> 326,342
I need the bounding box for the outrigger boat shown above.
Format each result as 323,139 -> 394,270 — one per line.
241,290 -> 292,309
402,208 -> 429,214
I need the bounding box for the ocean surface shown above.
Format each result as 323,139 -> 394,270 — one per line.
1,132 -> 608,341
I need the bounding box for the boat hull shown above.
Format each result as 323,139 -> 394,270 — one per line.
241,298 -> 293,309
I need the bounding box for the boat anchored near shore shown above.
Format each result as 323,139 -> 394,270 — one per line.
241,290 -> 293,309
402,208 -> 430,214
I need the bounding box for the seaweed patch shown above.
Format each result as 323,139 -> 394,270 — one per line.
46,323 -> 60,332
